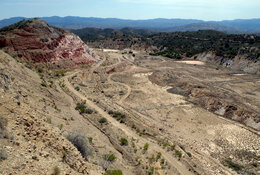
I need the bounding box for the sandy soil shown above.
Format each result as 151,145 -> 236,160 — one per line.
64,50 -> 259,175
175,60 -> 205,65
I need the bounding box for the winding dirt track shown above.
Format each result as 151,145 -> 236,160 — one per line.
58,52 -> 260,175
60,58 -> 195,175
107,72 -> 132,104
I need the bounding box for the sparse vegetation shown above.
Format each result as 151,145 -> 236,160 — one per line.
175,150 -> 182,159
67,133 -> 92,159
167,144 -> 176,151
53,166 -> 61,175
0,116 -> 8,139
108,111 -> 126,123
119,138 -> 128,146
224,159 -> 244,172
0,149 -> 8,161
105,169 -> 123,175
156,152 -> 162,160
62,150 -> 67,161
58,123 -> 64,130
75,102 -> 94,114
143,143 -> 149,153
46,117 -> 52,124
41,81 -> 47,87
104,154 -> 116,162
54,70 -> 66,77
99,117 -> 108,124
88,137 -> 93,143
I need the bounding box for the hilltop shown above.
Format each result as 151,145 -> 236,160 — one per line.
0,19 -> 98,66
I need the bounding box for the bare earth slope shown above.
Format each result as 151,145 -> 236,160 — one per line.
0,19 -> 98,65
0,50 -> 103,174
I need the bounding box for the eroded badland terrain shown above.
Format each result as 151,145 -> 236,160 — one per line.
0,19 -> 259,175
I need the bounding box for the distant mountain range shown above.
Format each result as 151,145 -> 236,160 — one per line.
70,27 -> 159,42
0,16 -> 260,33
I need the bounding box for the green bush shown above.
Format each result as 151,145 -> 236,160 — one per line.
143,143 -> 149,153
58,124 -> 64,130
99,117 -> 108,124
88,137 -> 93,143
104,154 -> 116,162
156,152 -> 162,160
119,138 -> 128,146
175,150 -> 182,159
108,111 -> 126,123
105,170 -> 123,175
75,102 -> 93,114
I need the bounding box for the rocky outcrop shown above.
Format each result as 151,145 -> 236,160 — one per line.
0,19 -> 98,65
195,52 -> 260,74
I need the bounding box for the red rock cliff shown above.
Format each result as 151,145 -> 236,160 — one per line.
0,19 -> 98,65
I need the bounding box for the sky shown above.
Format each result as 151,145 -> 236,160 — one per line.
0,0 -> 260,20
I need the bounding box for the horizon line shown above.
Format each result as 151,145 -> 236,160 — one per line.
1,16 -> 260,22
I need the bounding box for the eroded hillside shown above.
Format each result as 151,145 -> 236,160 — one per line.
0,19 -> 259,175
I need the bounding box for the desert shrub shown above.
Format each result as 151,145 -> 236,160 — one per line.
0,116 -> 11,139
104,154 -> 116,162
156,152 -> 162,160
75,102 -> 93,114
175,150 -> 182,159
160,158 -> 165,166
62,150 -> 67,161
0,149 -> 8,161
88,137 -> 93,143
108,111 -> 126,123
148,154 -> 155,163
143,143 -> 149,153
67,133 -> 92,159
58,124 -> 63,130
46,117 -> 52,124
53,166 -> 61,175
75,102 -> 94,114
75,102 -> 86,113
224,159 -> 244,172
75,86 -> 80,91
187,152 -> 192,157
41,81 -> 47,87
85,108 -> 94,114
37,68 -> 43,73
0,116 -> 8,138
55,70 -> 65,77
99,117 -> 108,124
119,138 -> 128,146
168,144 -> 176,151
105,170 -> 123,175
